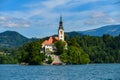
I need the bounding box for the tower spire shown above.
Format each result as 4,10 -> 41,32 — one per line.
58,15 -> 64,41
59,15 -> 64,30
60,15 -> 62,22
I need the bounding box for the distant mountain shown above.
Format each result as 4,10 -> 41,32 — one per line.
0,25 -> 120,48
78,25 -> 120,36
0,31 -> 30,48
65,31 -> 82,38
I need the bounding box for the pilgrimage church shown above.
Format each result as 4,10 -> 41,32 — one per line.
42,16 -> 65,53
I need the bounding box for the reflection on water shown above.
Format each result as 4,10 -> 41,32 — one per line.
0,64 -> 120,80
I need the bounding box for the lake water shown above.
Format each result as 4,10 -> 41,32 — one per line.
0,64 -> 120,80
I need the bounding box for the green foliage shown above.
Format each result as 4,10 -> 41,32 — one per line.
60,46 -> 90,64
65,34 -> 120,63
60,53 -> 68,63
51,34 -> 120,64
18,40 -> 45,65
0,54 -> 18,64
54,40 -> 66,55
0,48 -> 19,64
0,31 -> 31,48
1,33 -> 120,65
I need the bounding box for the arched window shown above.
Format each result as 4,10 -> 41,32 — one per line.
60,31 -> 62,34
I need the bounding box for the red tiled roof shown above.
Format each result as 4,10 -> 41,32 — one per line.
42,36 -> 58,45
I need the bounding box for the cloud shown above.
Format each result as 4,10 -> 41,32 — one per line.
103,17 -> 116,23
64,0 -> 98,8
84,17 -> 117,27
0,16 -> 6,20
0,15 -> 30,28
83,11 -> 118,26
0,0 -> 120,37
91,12 -> 105,18
42,0 -> 68,9
84,19 -> 97,25
21,0 -> 100,18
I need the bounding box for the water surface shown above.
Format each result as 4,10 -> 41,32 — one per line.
0,64 -> 120,80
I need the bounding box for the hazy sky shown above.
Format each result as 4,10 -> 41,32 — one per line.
0,0 -> 120,38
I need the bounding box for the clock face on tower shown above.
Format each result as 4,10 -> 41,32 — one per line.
58,16 -> 64,41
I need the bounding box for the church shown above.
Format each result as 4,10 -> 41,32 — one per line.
41,16 -> 65,53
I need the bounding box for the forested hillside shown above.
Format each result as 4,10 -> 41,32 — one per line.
0,31 -> 31,48
16,34 -> 120,65
1,31 -> 120,64
64,34 -> 120,63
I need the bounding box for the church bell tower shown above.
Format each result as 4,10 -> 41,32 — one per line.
58,16 -> 64,41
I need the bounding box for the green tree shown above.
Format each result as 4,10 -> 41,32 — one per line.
60,46 -> 90,64
68,46 -> 90,64
0,54 -> 17,64
60,52 -> 69,63
18,40 -> 45,65
54,40 -> 66,55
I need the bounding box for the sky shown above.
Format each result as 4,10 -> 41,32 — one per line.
0,0 -> 120,38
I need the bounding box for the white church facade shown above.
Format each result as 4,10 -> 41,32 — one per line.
41,16 -> 65,53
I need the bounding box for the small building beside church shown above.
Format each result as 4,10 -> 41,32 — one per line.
42,16 -> 65,53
